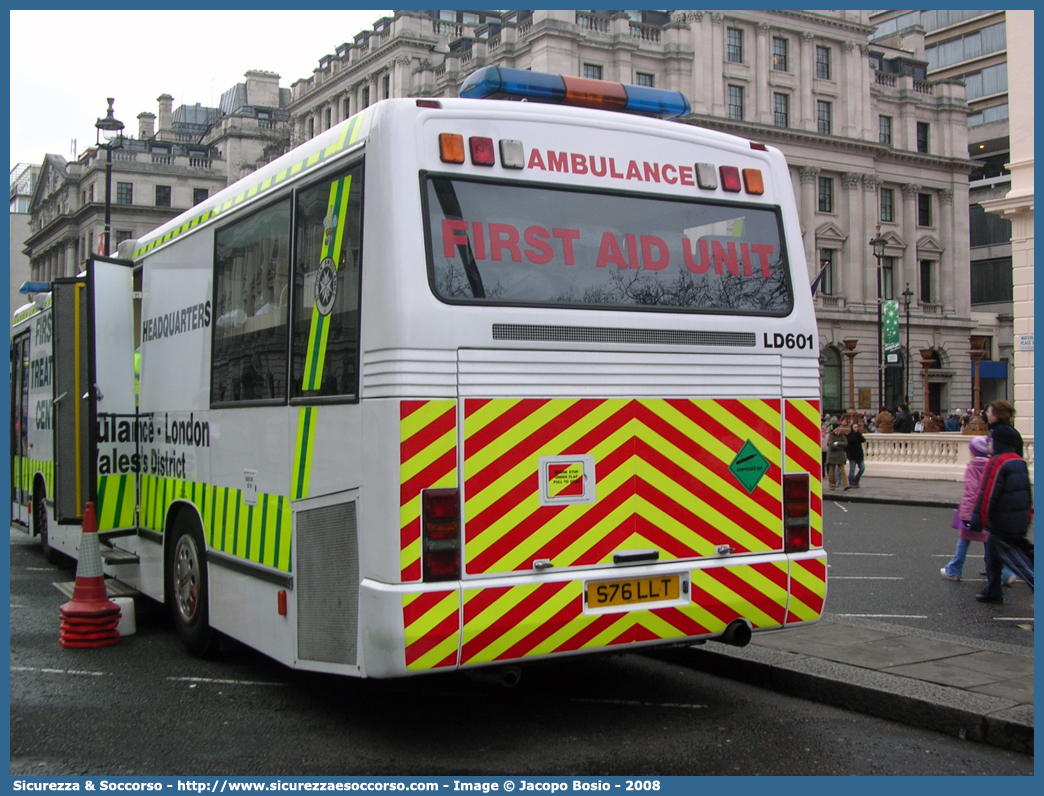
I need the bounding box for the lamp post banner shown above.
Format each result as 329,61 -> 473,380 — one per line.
883,299 -> 901,366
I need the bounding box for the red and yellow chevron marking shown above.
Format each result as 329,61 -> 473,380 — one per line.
400,400 -> 457,581
784,399 -> 823,547
403,589 -> 460,671
462,398 -> 786,575
786,556 -> 827,624
459,561 -> 789,666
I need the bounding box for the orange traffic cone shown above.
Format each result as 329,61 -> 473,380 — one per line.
59,502 -> 120,648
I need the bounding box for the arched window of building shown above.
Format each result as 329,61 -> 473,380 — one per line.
821,347 -> 843,415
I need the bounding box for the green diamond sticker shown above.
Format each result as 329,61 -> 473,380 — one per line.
728,439 -> 770,494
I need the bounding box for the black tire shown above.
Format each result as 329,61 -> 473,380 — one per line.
34,483 -> 58,564
166,512 -> 219,657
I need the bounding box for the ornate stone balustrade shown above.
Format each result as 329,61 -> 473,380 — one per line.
864,433 -> 1034,482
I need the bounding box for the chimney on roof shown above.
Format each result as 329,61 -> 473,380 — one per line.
244,70 -> 281,109
138,112 -> 156,140
157,94 -> 174,136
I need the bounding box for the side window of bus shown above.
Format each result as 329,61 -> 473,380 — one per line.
291,163 -> 364,401
211,199 -> 292,405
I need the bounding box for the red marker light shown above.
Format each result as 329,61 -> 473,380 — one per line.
750,141 -> 768,151
469,136 -> 496,166
416,99 -> 442,109
720,166 -> 742,192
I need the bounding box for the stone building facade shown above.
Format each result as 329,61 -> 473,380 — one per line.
22,72 -> 292,286
284,10 -> 982,416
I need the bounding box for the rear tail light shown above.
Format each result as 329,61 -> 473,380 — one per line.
782,474 -> 810,553
439,133 -> 465,164
719,166 -> 742,193
416,99 -> 442,109
469,136 -> 496,166
422,488 -> 461,581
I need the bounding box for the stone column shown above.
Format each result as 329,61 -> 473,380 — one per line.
841,40 -> 857,137
859,45 -> 874,138
841,172 -> 864,305
710,13 -> 725,117
688,12 -> 708,115
938,189 -> 955,314
862,175 -> 880,307
755,22 -> 771,125
901,183 -> 921,300
799,166 -> 820,277
799,31 -> 815,131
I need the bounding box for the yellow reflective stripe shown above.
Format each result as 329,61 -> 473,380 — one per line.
292,406 -> 317,500
404,591 -> 460,671
301,175 -> 352,391
95,474 -> 135,530
788,559 -> 827,622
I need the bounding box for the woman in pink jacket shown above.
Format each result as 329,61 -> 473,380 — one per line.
940,435 -> 1016,583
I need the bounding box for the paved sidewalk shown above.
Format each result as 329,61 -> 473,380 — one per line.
681,477 -> 1033,754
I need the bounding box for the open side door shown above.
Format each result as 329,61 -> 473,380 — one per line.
51,258 -> 138,528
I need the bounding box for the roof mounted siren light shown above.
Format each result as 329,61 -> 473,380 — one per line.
459,66 -> 691,120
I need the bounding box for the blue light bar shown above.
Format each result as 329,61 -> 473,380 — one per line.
19,281 -> 51,294
459,66 -> 691,119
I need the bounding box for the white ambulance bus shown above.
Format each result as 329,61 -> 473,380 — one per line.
12,67 -> 825,678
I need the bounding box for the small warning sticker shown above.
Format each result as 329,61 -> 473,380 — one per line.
728,439 -> 771,494
547,462 -> 584,497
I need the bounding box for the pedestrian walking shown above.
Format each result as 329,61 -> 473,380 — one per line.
846,421 -> 867,488
825,422 -> 850,491
984,399 -> 1023,456
940,435 -> 1016,584
969,424 -> 1034,604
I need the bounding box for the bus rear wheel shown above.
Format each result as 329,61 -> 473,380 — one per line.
166,513 -> 218,657
34,485 -> 58,564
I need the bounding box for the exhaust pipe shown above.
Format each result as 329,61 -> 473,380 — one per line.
465,665 -> 522,688
716,619 -> 752,647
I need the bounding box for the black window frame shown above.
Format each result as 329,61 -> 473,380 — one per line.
727,84 -> 745,121
880,187 -> 895,223
726,27 -> 744,63
916,121 -> 930,153
115,182 -> 133,205
879,115 -> 893,145
773,92 -> 789,128
772,37 -> 788,71
919,259 -> 933,303
818,176 -> 834,213
155,185 -> 172,208
815,45 -> 831,80
918,193 -> 932,227
817,100 -> 831,135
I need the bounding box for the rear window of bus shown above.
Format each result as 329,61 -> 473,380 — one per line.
423,176 -> 793,316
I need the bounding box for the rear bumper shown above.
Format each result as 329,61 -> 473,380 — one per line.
359,549 -> 826,677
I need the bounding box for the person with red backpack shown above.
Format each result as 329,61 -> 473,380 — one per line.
969,424 -> 1034,604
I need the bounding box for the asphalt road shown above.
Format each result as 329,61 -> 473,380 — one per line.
822,501 -> 1034,646
9,523 -> 1034,777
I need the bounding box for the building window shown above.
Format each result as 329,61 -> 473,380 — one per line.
822,347 -> 843,414
772,37 -> 788,71
362,86 -> 370,108
343,97 -> 351,118
773,93 -> 789,128
880,187 -> 895,223
211,198 -> 292,405
115,230 -> 133,246
815,45 -> 831,80
308,117 -> 315,137
116,182 -> 133,205
918,193 -> 932,226
969,203 -> 1012,247
819,250 -> 835,296
155,185 -> 171,208
919,260 -> 934,303
193,188 -> 209,206
325,108 -> 332,130
382,74 -> 391,99
89,184 -> 95,203
634,72 -> 654,87
727,85 -> 744,121
970,257 -> 1013,305
916,121 -> 930,153
818,176 -> 834,213
817,100 -> 831,135
882,256 -> 895,300
879,115 -> 893,145
292,163 -> 365,400
726,28 -> 743,63
583,63 -> 603,81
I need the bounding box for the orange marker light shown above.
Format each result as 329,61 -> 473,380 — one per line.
439,133 -> 465,164
743,168 -> 765,195
561,76 -> 628,110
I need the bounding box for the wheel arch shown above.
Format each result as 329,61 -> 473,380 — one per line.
162,499 -> 209,594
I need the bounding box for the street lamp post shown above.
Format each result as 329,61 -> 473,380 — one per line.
94,98 -> 125,258
902,283 -> 914,404
869,228 -> 888,411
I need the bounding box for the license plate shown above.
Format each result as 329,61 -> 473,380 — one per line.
586,574 -> 681,609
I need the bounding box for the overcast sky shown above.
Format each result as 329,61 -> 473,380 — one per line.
9,9 -> 393,171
